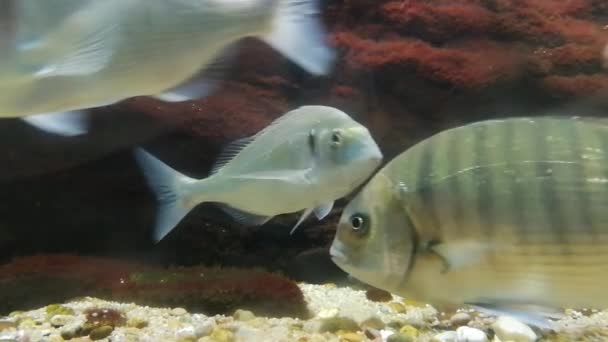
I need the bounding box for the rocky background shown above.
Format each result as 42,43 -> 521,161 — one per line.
1,0 -> 608,283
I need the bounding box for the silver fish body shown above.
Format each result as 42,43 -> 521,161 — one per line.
135,105 -> 383,242
331,116 -> 608,325
0,0 -> 335,135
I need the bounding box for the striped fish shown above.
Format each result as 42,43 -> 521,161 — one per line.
330,116 -> 608,328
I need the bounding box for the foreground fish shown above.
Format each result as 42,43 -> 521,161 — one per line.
330,116 -> 608,328
0,0 -> 335,135
135,105 -> 383,242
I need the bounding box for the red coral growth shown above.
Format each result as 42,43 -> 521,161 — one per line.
334,33 -> 526,89
533,44 -> 603,74
0,255 -> 307,318
382,1 -> 498,42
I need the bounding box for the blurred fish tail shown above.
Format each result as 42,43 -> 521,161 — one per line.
134,148 -> 198,243
263,0 -> 335,75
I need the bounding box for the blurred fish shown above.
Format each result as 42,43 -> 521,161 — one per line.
0,0 -> 335,136
135,105 -> 383,242
330,116 -> 608,328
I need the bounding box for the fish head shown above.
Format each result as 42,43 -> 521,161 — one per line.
330,173 -> 415,293
313,122 -> 383,191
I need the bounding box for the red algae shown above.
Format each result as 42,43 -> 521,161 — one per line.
0,255 -> 308,318
333,33 -> 525,90
382,2 -> 498,42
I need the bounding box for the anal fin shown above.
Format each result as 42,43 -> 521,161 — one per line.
220,205 -> 272,226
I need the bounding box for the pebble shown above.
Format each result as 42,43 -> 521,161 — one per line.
456,326 -> 487,342
177,326 -> 198,340
432,331 -> 457,342
317,308 -> 339,319
386,332 -> 414,342
365,287 -> 393,302
50,314 -> 73,327
89,325 -> 114,340
171,308 -> 188,316
450,313 -> 472,327
0,321 -> 15,331
194,319 -> 216,337
111,327 -> 140,342
491,316 -> 537,342
233,309 -> 255,322
318,317 -> 359,333
399,325 -> 418,340
209,328 -> 234,342
389,302 -> 407,313
340,332 -> 364,342
60,321 -> 83,340
360,316 -> 385,330
127,317 -> 148,329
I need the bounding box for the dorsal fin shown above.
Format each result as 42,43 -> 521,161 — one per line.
251,106 -> 316,140
209,136 -> 254,175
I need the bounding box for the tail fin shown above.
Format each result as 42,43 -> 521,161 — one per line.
262,0 -> 335,76
133,148 -> 196,243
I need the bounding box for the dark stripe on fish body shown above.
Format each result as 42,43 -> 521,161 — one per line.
447,127 -> 465,237
473,123 -> 495,242
0,0 -> 15,54
415,140 -> 441,239
504,121 -> 529,247
570,121 -> 595,240
536,120 -> 570,254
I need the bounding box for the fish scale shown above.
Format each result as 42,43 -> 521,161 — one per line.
332,116 -> 608,323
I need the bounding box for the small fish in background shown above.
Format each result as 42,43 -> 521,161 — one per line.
330,116 -> 608,329
135,105 -> 383,242
0,0 -> 335,136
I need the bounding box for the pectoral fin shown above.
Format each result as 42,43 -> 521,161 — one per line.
428,240 -> 491,273
313,201 -> 333,220
290,202 -> 334,235
290,207 -> 314,235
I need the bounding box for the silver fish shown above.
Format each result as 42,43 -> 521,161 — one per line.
0,0 -> 335,135
135,105 -> 383,242
330,116 -> 608,328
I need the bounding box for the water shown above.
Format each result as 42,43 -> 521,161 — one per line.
1,1 -> 608,341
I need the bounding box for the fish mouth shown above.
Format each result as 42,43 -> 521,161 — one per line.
329,244 -> 348,264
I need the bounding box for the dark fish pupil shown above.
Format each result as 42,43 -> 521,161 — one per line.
308,129 -> 316,155
351,216 -> 363,229
332,132 -> 341,143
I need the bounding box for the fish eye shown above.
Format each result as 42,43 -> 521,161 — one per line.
349,214 -> 368,235
331,130 -> 342,147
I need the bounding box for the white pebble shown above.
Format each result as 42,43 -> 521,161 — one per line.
316,308 -> 339,319
450,312 -> 472,326
194,319 -> 216,337
492,316 -> 537,342
432,330 -> 457,342
171,308 -> 188,316
176,326 -> 197,340
456,326 -> 487,342
50,314 -> 73,327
